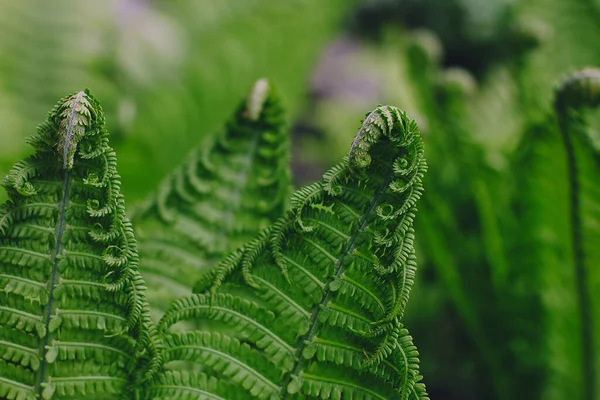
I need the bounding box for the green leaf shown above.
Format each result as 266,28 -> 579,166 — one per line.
151,106 -> 429,399
48,315 -> 62,333
41,382 -> 55,400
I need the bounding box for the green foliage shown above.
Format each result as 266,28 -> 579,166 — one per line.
0,91 -> 159,400
301,3 -> 598,394
514,68 -> 600,399
131,79 -> 291,319
396,28 -> 600,398
150,106 -> 429,399
4,4 -> 597,395
303,4 -> 599,394
0,89 -> 429,399
0,0 -> 357,203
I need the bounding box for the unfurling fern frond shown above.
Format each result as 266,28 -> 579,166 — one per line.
514,68 -> 600,400
131,79 -> 291,319
0,91 -> 160,399
150,106 -> 429,399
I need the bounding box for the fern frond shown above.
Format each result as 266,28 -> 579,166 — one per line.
0,90 -> 158,399
527,68 -> 600,400
131,79 -> 291,318
153,106 -> 429,399
511,68 -> 600,400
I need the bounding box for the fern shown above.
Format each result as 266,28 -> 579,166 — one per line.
150,106 -> 429,399
131,79 -> 291,318
395,34 -> 517,395
0,90 -> 429,398
0,0 -> 358,205
0,91 -> 159,399
513,68 -> 600,399
551,68 -> 600,399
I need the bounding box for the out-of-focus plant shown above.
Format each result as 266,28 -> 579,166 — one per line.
513,69 -> 600,400
0,0 -> 357,202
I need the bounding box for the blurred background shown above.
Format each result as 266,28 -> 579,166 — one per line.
1,0 -> 600,399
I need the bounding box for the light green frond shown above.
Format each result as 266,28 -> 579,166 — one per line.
517,67 -> 600,399
131,79 -> 291,318
290,365 -> 399,400
0,358 -> 36,400
159,293 -> 295,371
328,273 -> 386,317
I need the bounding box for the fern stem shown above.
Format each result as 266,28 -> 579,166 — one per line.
281,174 -> 392,398
37,90 -> 87,395
36,169 -> 72,397
557,109 -> 595,400
555,68 -> 600,400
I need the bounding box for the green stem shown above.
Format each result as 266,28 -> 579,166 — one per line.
557,109 -> 594,400
36,169 -> 72,398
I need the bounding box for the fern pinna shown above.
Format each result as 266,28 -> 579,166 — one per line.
151,106 -> 429,399
131,79 -> 291,318
0,91 -> 159,400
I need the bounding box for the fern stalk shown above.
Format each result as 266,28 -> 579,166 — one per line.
554,68 -> 600,400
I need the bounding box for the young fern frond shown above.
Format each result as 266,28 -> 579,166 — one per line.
0,91 -> 160,400
150,106 -> 429,399
553,68 -> 600,400
131,79 -> 291,319
514,68 -> 600,400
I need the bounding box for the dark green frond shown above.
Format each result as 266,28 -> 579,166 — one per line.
131,79 -> 291,319
0,91 -> 159,399
153,106 -> 429,399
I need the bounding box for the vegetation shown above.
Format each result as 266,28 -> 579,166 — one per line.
0,88 -> 428,399
130,79 -> 291,319
1,1 -> 600,399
